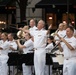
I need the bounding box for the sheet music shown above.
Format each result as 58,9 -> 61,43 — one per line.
52,55 -> 64,65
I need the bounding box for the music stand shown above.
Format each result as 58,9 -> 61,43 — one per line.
19,53 -> 34,65
46,53 -> 56,75
7,52 -> 19,75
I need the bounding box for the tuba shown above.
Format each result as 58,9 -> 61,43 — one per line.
17,26 -> 29,39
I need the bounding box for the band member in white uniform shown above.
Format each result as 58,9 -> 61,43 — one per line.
16,33 -> 34,75
45,36 -> 56,53
45,36 -> 56,75
18,19 -> 37,36
0,33 -> 9,75
63,23 -> 67,30
28,19 -> 37,73
54,23 -> 66,54
29,19 -> 37,36
8,33 -> 17,52
8,33 -> 18,75
29,19 -> 37,30
63,23 -> 67,37
54,23 -> 66,42
58,26 -> 76,75
24,20 -> 52,75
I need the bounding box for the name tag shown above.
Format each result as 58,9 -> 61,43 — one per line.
68,42 -> 72,43
38,35 -> 41,37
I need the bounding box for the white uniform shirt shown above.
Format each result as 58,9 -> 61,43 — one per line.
29,26 -> 37,36
55,30 -> 66,41
45,43 -> 54,53
0,40 -> 9,55
29,26 -> 37,31
8,40 -> 17,52
30,29 -> 47,48
61,36 -> 76,59
23,39 -> 34,54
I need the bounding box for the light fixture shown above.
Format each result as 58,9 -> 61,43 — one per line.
72,21 -> 74,24
63,21 -> 66,24
0,21 -> 6,24
49,17 -> 52,20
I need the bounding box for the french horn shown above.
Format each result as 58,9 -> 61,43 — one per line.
17,26 -> 29,39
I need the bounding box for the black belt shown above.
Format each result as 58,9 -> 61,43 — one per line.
34,48 -> 45,50
65,56 -> 76,60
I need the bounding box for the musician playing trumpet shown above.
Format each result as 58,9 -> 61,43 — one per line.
57,26 -> 76,75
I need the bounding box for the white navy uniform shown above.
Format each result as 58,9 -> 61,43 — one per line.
0,40 -> 9,75
54,30 -> 66,54
61,36 -> 76,75
29,26 -> 37,36
29,26 -> 37,73
45,43 -> 54,75
29,26 -> 37,31
45,43 -> 54,53
30,29 -> 47,75
8,40 -> 17,52
8,40 -> 17,75
54,30 -> 66,41
22,39 -> 34,75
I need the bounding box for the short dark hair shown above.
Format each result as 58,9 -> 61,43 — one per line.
48,36 -> 56,46
67,26 -> 74,32
48,36 -> 54,40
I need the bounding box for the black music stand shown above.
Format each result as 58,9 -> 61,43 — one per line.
7,52 -> 20,75
46,53 -> 56,75
22,53 -> 34,65
8,52 -> 57,75
7,52 -> 34,75
20,53 -> 34,75
16,53 -> 34,65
